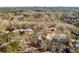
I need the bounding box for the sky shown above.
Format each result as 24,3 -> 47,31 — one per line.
0,0 -> 79,7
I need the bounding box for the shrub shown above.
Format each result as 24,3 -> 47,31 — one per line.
2,33 -> 12,42
1,40 -> 20,53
